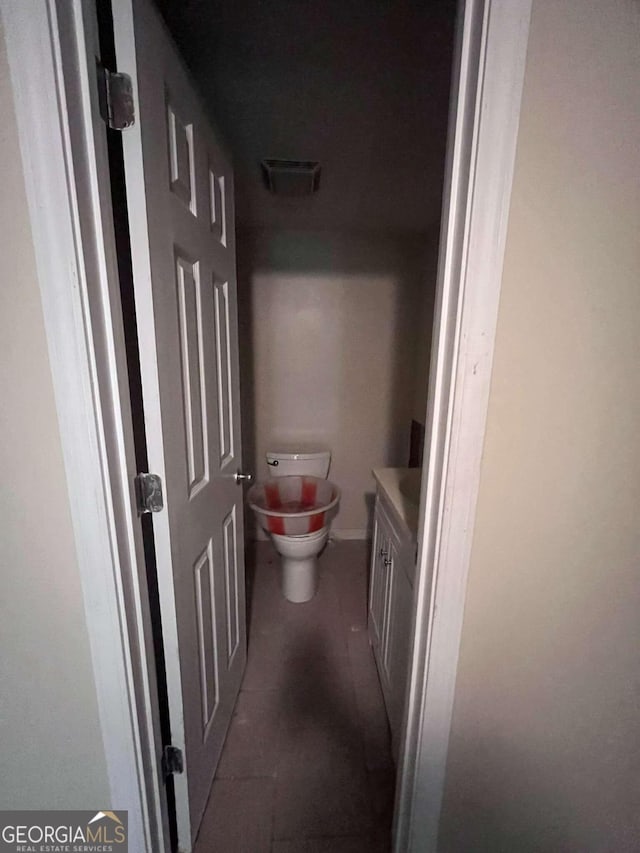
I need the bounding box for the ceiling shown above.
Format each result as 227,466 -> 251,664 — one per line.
155,0 -> 457,233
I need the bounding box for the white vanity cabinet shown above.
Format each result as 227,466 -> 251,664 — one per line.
368,469 -> 418,758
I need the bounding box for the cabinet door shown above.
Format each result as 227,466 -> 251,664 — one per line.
368,505 -> 387,653
387,555 -> 413,755
380,536 -> 396,693
369,494 -> 416,758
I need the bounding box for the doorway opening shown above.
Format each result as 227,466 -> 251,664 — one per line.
148,1 -> 457,849
6,0 -> 530,849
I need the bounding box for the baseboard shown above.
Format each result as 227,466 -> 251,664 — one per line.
330,528 -> 370,540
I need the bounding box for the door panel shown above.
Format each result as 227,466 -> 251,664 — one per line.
113,0 -> 246,846
194,539 -> 219,732
222,505 -> 241,664
176,254 -> 209,497
381,539 -> 397,689
209,169 -> 227,245
369,504 -> 386,651
213,278 -> 235,468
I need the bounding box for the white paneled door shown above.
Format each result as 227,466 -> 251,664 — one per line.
113,0 -> 246,846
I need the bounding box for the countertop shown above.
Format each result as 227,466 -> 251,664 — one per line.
372,467 -> 421,540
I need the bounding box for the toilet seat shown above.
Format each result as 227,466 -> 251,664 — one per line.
272,527 -> 328,544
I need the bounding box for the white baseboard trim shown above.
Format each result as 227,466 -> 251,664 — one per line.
331,528 -> 369,540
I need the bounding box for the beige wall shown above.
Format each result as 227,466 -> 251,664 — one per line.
439,1 -> 640,850
0,24 -> 110,808
412,227 -> 438,426
238,229 -> 432,536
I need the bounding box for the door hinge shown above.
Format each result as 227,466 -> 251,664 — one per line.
97,61 -> 135,130
135,472 -> 164,514
162,745 -> 184,778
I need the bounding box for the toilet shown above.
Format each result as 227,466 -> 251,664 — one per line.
247,449 -> 340,602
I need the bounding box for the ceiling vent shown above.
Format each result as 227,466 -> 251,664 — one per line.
261,159 -> 321,197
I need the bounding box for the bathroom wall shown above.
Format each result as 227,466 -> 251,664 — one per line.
0,23 -> 110,809
438,1 -> 640,849
410,226 -> 439,438
238,229 -> 435,537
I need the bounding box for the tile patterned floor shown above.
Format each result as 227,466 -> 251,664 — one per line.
194,540 -> 395,853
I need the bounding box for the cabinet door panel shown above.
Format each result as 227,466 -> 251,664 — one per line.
389,560 -> 413,741
380,539 -> 396,690
368,508 -> 386,652
369,491 -> 417,759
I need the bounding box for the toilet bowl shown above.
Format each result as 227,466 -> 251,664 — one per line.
271,528 -> 329,602
247,449 -> 340,603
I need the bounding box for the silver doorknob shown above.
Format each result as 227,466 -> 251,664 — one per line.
233,471 -> 253,484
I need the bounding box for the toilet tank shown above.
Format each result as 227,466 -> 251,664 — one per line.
266,447 -> 331,478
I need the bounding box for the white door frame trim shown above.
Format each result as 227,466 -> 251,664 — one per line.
2,2 -> 167,851
394,1 -> 532,850
109,2 -> 192,843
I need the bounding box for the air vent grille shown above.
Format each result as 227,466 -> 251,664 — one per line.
261,159 -> 321,197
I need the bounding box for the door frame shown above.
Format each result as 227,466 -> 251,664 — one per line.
2,0 -> 532,851
108,0 -> 191,845
394,1 -> 532,850
2,1 -> 169,851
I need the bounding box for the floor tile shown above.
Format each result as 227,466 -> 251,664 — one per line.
279,655 -> 358,736
194,777 -> 274,853
273,728 -> 373,840
353,671 -> 393,771
242,623 -> 290,690
216,689 -> 282,779
368,767 -> 396,837
338,574 -> 370,631
273,835 -> 387,853
322,540 -> 370,575
198,539 -> 395,850
348,626 -> 384,694
248,559 -> 287,627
